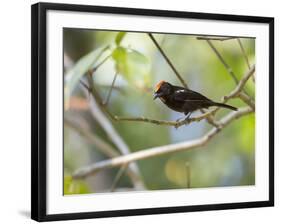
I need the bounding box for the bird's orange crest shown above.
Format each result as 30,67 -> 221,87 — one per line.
154,80 -> 165,92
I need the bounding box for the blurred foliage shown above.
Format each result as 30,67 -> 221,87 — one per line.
64,175 -> 90,194
63,29 -> 255,194
64,46 -> 109,109
115,32 -> 126,46
112,46 -> 151,88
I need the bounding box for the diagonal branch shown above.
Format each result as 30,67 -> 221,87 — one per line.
65,116 -> 144,185
64,117 -> 119,158
81,76 -> 146,190
238,92 -> 255,110
73,107 -> 253,179
103,72 -> 118,106
205,39 -> 254,108
237,38 -> 255,82
224,64 -> 255,110
206,39 -> 239,84
225,64 -> 255,99
110,163 -> 128,192
90,52 -> 112,73
237,38 -> 251,69
209,64 -> 255,116
148,33 -> 188,88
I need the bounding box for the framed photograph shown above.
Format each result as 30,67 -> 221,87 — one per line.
31,2 -> 274,222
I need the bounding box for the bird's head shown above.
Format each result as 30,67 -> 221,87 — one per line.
153,81 -> 173,100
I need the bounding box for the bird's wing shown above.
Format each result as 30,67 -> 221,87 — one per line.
173,88 -> 211,103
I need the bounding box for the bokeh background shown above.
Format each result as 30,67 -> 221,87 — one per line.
63,29 -> 255,194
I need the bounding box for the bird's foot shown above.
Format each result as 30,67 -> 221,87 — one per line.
184,112 -> 192,120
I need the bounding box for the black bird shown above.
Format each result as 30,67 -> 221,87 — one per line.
153,80 -> 237,119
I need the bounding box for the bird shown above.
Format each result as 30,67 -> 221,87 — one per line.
153,80 -> 237,120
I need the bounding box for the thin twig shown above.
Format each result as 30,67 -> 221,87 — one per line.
103,72 -> 118,106
237,38 -> 255,82
206,40 -> 239,84
197,36 -> 236,41
238,92 -> 255,110
99,84 -> 125,94
205,64 -> 256,117
113,110 -> 216,129
91,53 -> 112,73
148,33 -> 188,88
73,107 -> 253,178
224,64 -> 255,99
237,38 -> 251,69
205,39 -> 254,108
160,35 -> 167,46
220,64 -> 255,110
110,164 -> 128,192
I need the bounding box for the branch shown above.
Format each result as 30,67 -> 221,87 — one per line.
148,33 -> 188,88
238,92 -> 255,110
73,106 -> 253,179
237,38 -> 255,82
98,84 -> 124,94
196,36 -> 236,41
81,78 -> 146,190
90,49 -> 112,73
211,64 -> 255,115
237,38 -> 251,69
110,164 -> 128,192
112,110 -> 216,129
65,115 -> 144,189
103,72 -> 118,106
222,64 -> 255,110
225,64 -> 255,99
205,39 -> 254,108
64,117 -> 119,158
206,39 -> 239,84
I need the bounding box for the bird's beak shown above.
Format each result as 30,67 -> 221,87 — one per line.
153,93 -> 159,100
153,92 -> 164,100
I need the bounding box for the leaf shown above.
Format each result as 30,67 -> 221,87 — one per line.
115,32 -> 126,45
64,175 -> 90,195
64,46 -> 109,109
112,46 -> 151,87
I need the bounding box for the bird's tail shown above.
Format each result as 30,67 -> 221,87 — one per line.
213,102 -> 238,111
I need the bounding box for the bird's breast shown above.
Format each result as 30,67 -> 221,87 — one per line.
159,96 -> 185,113
159,97 -> 166,103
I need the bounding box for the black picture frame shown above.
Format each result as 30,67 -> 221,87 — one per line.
31,2 -> 274,222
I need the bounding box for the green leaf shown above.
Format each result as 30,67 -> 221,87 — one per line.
112,46 -> 151,87
64,46 -> 109,109
64,175 -> 90,195
115,32 -> 126,45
